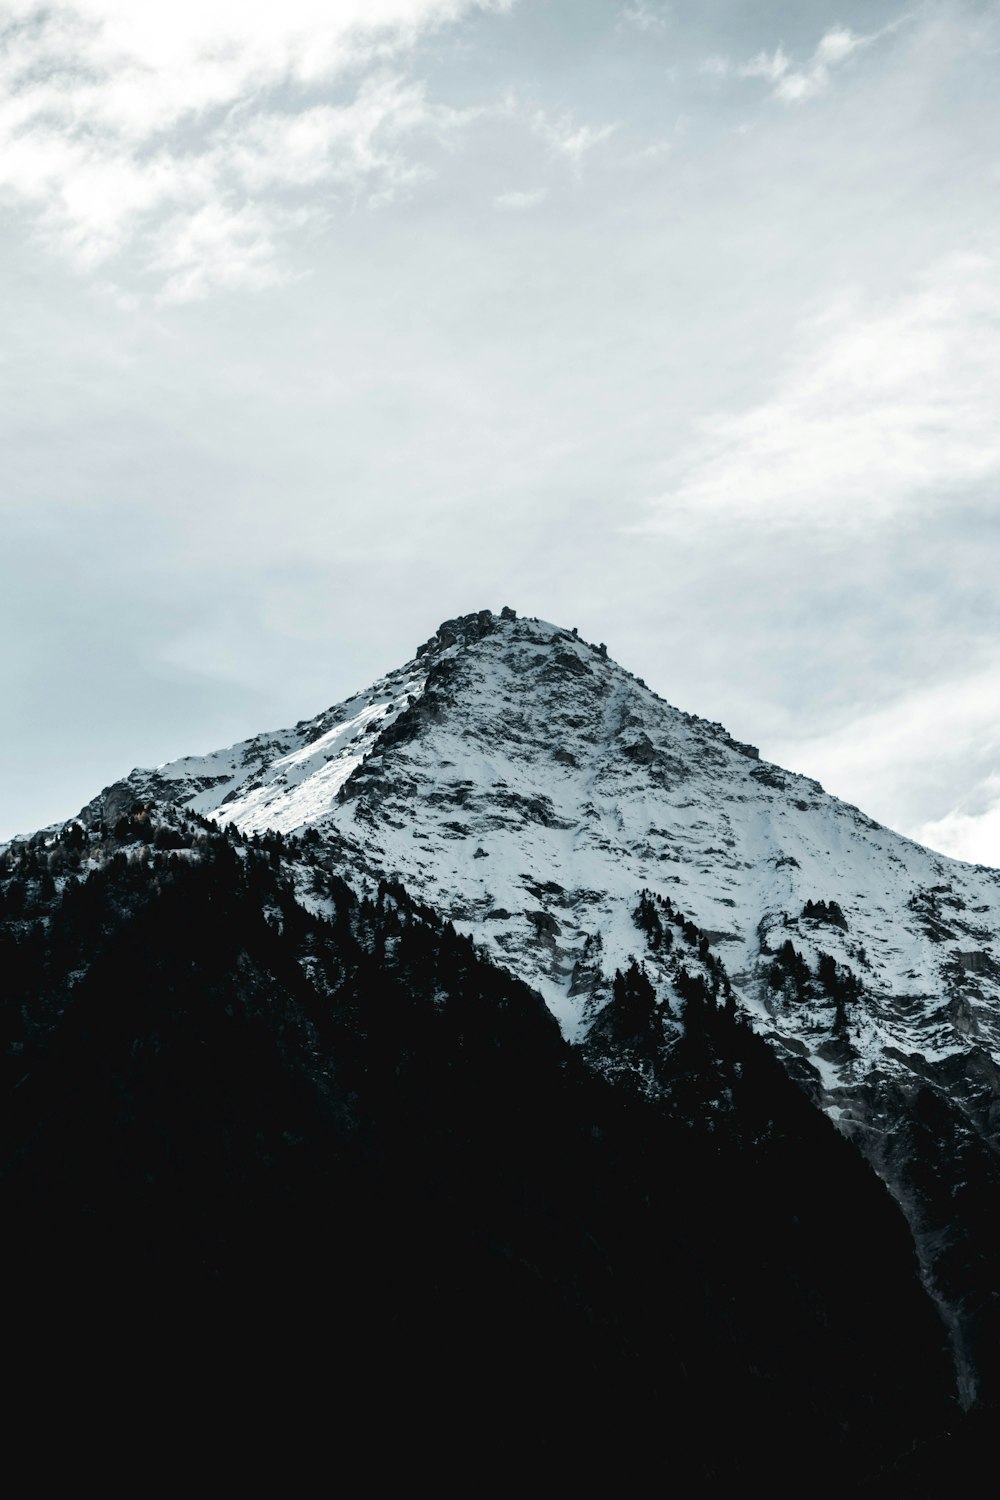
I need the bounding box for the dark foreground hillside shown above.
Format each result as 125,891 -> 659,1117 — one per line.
0,814 -> 962,1483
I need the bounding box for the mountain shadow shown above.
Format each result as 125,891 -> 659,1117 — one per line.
1,816 -> 958,1484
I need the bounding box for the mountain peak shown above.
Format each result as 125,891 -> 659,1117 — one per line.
414,605 -> 516,660
88,605 -> 1000,1036
36,605 -> 1000,1405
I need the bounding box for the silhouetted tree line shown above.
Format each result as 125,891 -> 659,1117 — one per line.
766,937 -> 861,1038
0,812 -> 975,1486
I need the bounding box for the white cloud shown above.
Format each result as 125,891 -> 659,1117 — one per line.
0,1 -> 488,136
620,2 -> 669,34
625,138 -> 673,166
705,19 -> 906,105
648,248 -> 1000,527
150,202 -> 302,303
773,27 -> 868,102
815,25 -> 866,66
916,785 -> 1000,867
739,46 -> 791,84
532,109 -> 618,174
768,660 -> 1000,865
0,1 -> 504,289
219,76 -> 446,198
494,187 -> 547,210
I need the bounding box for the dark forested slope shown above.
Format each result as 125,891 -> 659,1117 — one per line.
1,810 -> 961,1483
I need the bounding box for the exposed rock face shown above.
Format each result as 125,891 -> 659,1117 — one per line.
415,608 -> 498,658
73,607 -> 1000,1404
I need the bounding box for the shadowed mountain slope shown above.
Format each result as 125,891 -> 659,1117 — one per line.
1,812 -> 958,1484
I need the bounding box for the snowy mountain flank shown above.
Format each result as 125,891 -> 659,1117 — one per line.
80,608 -> 1000,1401
98,610 -> 1000,1047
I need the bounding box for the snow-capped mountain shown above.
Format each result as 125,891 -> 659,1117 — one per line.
81,607 -> 1000,1401
97,607 -> 1000,1049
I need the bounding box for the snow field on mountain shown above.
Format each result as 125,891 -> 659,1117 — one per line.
106,611 -> 1000,1087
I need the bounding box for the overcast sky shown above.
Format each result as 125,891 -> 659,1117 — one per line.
2,0 -> 999,861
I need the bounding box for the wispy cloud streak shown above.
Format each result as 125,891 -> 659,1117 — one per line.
703,16 -> 911,103
647,249 -> 1000,528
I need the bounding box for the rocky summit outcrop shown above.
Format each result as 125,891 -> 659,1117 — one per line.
61,608 -> 1000,1405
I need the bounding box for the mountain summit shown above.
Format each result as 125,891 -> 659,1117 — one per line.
84,607 -> 1000,1402
93,608 -> 1000,1031
5,608 -> 999,1469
